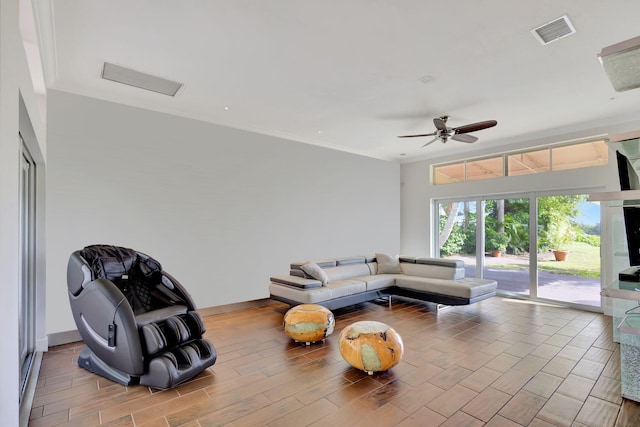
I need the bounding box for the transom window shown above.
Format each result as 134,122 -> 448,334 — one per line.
433,139 -> 608,185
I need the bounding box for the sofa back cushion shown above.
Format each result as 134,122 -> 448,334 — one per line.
288,255 -> 465,282
375,253 -> 403,274
324,263 -> 372,282
400,262 -> 465,280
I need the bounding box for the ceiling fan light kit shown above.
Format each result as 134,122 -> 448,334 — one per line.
598,35 -> 640,92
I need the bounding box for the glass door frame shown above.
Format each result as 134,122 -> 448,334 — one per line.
434,197 -> 485,276
19,136 -> 36,402
433,187 -> 603,311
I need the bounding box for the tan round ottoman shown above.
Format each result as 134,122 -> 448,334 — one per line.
283,304 -> 335,345
338,320 -> 404,375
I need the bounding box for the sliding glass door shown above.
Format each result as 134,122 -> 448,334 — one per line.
483,198 -> 530,296
435,192 -> 601,309
19,137 -> 36,401
536,195 -> 601,306
438,199 -> 479,278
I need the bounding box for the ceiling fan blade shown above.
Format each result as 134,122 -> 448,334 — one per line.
421,137 -> 439,148
433,117 -> 448,131
452,134 -> 478,143
397,132 -> 437,138
453,120 -> 497,134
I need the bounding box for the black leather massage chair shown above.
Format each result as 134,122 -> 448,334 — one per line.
67,245 -> 217,389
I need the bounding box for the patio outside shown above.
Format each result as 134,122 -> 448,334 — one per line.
453,250 -> 601,307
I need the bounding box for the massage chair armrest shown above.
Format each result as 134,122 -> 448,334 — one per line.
69,278 -> 145,375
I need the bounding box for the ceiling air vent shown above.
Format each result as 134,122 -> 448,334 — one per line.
531,15 -> 576,45
101,62 -> 183,96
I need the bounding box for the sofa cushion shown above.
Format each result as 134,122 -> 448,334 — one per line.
324,263 -> 371,282
269,280 -> 366,304
326,280 -> 367,299
395,276 -> 497,299
456,278 -> 497,298
376,253 -> 402,274
353,275 -> 397,291
301,263 -> 330,286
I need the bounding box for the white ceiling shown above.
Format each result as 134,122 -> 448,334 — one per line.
35,1 -> 640,161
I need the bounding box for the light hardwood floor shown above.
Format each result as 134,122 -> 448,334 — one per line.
30,297 -> 640,426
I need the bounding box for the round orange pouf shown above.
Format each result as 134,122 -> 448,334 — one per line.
338,320 -> 404,375
283,304 -> 335,345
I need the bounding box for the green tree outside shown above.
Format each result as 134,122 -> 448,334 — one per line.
439,195 -> 599,276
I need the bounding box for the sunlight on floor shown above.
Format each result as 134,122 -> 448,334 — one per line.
501,297 -> 567,308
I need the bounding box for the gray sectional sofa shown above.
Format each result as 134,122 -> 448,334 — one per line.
269,254 -> 498,311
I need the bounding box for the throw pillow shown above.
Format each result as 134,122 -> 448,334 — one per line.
376,253 -> 402,274
301,262 -> 329,286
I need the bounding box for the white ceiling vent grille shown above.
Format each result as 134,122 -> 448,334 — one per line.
101,62 -> 183,96
531,15 -> 576,45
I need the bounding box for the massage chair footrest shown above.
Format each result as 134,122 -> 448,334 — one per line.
141,311 -> 206,356
139,338 -> 217,389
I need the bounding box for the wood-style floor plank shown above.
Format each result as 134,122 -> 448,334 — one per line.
29,297 -> 640,426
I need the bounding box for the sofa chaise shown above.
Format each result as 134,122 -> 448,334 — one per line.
269,254 -> 497,311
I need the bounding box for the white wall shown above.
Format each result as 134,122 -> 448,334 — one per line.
46,89 -> 400,335
0,0 -> 47,424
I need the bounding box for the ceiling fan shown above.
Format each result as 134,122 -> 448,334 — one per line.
398,115 -> 497,147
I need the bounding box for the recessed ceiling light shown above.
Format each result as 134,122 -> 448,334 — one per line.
224,106 -> 229,110
101,62 -> 183,96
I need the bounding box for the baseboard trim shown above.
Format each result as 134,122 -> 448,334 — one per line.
198,298 -> 275,317
36,337 -> 48,352
48,329 -> 82,347
47,299 -> 276,347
